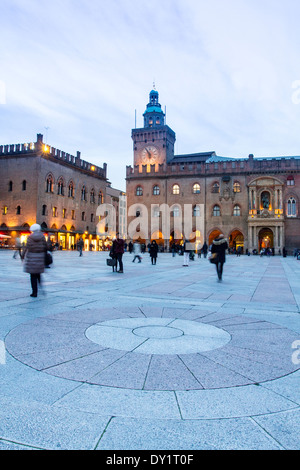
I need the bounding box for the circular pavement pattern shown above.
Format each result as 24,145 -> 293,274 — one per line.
5,309 -> 300,391
85,318 -> 231,354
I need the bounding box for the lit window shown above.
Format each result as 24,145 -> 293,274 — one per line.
213,205 -> 220,216
233,182 -> 241,193
71,210 -> 75,220
287,197 -> 297,217
153,185 -> 160,195
233,205 -> 241,216
2,206 -> 8,215
63,208 -> 67,218
172,184 -> 180,195
52,207 -> 57,217
193,183 -> 201,194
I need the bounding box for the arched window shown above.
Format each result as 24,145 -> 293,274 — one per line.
173,205 -> 180,217
22,180 -> 27,191
192,183 -> 201,194
90,189 -> 95,203
81,211 -> 86,221
136,186 -> 143,196
172,184 -> 180,195
287,197 -> 297,217
213,205 -> 221,216
212,182 -> 220,193
287,176 -> 295,186
98,191 -> 103,204
233,182 -> 241,193
16,205 -> 21,215
68,181 -> 74,198
193,205 -> 200,217
233,205 -> 241,216
81,186 -> 87,201
57,177 -> 64,196
8,181 -> 13,192
153,185 -> 160,195
46,175 -> 54,193
42,205 -> 47,216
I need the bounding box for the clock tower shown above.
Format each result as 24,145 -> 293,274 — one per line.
132,88 -> 176,168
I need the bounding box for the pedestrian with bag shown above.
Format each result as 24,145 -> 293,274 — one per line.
210,233 -> 228,282
114,233 -> 125,273
22,224 -> 47,297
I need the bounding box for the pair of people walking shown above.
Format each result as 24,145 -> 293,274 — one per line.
110,233 -> 125,273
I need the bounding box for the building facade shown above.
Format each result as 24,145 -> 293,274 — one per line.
0,133 -> 123,250
126,89 -> 300,254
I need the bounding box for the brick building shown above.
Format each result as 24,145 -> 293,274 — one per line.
0,133 -> 123,250
126,88 -> 300,254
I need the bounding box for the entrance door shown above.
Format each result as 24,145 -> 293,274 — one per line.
258,228 -> 273,251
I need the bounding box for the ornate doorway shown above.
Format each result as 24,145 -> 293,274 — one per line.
258,228 -> 274,251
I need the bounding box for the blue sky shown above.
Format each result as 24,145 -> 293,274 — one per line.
1,0 -> 300,191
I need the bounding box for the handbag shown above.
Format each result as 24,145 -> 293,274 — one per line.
45,252 -> 53,266
209,253 -> 218,264
106,258 -> 117,267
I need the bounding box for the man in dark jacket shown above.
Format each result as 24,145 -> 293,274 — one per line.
211,234 -> 228,281
114,233 -> 125,273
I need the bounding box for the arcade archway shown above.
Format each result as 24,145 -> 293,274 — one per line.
229,230 -> 244,252
208,229 -> 222,246
258,228 -> 274,251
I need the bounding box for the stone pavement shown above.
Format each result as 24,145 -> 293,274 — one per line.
0,249 -> 300,450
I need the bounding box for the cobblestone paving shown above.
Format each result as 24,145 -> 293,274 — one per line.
0,250 -> 300,450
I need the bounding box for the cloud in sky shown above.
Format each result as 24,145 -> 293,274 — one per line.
1,0 -> 300,190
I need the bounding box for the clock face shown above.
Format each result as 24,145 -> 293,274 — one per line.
141,146 -> 159,164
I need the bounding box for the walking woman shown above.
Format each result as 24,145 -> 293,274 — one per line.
211,234 -> 228,281
22,224 -> 47,297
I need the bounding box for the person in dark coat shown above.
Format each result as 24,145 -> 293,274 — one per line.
114,233 -> 125,273
202,241 -> 208,258
22,224 -> 47,297
149,240 -> 158,265
109,238 -> 118,272
211,234 -> 228,281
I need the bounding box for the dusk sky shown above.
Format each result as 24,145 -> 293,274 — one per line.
1,0 -> 300,191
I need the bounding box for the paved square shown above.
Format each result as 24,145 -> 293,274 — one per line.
0,250 -> 300,450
